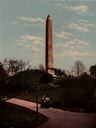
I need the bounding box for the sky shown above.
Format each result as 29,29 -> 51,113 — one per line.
0,0 -> 96,71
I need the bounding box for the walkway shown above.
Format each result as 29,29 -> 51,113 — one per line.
7,98 -> 96,128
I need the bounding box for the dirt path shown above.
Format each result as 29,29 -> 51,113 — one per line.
7,98 -> 96,128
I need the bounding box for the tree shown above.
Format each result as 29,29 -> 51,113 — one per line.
0,62 -> 8,101
0,68 -> 53,101
89,65 -> 96,78
72,60 -> 86,77
79,72 -> 90,78
0,58 -> 30,101
54,68 -> 66,77
38,64 -> 45,72
3,58 -> 29,76
39,73 -> 53,84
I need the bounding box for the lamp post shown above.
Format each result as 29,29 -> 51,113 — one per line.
31,71 -> 53,113
35,83 -> 39,113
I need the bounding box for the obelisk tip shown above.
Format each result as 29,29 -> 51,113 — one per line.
47,15 -> 51,20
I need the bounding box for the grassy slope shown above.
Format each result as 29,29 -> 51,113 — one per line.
0,102 -> 47,128
17,78 -> 96,113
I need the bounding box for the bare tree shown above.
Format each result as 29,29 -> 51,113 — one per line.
3,58 -> 29,76
72,60 -> 86,77
38,64 -> 45,72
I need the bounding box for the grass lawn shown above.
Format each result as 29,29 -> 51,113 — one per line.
16,82 -> 96,113
0,102 -> 47,128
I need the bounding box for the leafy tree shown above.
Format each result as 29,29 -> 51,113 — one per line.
72,60 -> 86,77
0,68 -> 53,101
39,73 -> 53,84
79,72 -> 90,78
89,65 -> 96,78
0,62 -> 8,101
0,58 -> 29,101
54,68 -> 66,77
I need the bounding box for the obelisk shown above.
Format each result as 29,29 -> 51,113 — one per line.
45,15 -> 54,75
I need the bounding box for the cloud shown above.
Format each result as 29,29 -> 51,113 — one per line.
70,5 -> 88,13
32,45 -> 41,52
11,20 -> 19,25
21,35 -> 43,45
38,0 -> 94,1
64,20 -> 93,32
55,50 -> 96,59
55,39 -> 89,49
16,35 -> 44,52
89,13 -> 95,16
54,2 -> 68,9
54,32 -> 73,39
55,38 -> 96,59
18,16 -> 45,24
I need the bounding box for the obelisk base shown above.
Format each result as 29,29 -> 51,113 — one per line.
47,68 -> 54,76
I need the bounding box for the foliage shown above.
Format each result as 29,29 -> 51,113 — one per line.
8,69 -> 53,88
39,73 -> 53,84
18,77 -> 96,113
0,68 -> 53,101
54,68 -> 66,77
0,62 -> 8,101
0,62 -> 8,83
90,65 -> 96,78
79,72 -> 90,78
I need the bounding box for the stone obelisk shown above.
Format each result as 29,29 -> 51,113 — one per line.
45,15 -> 54,75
